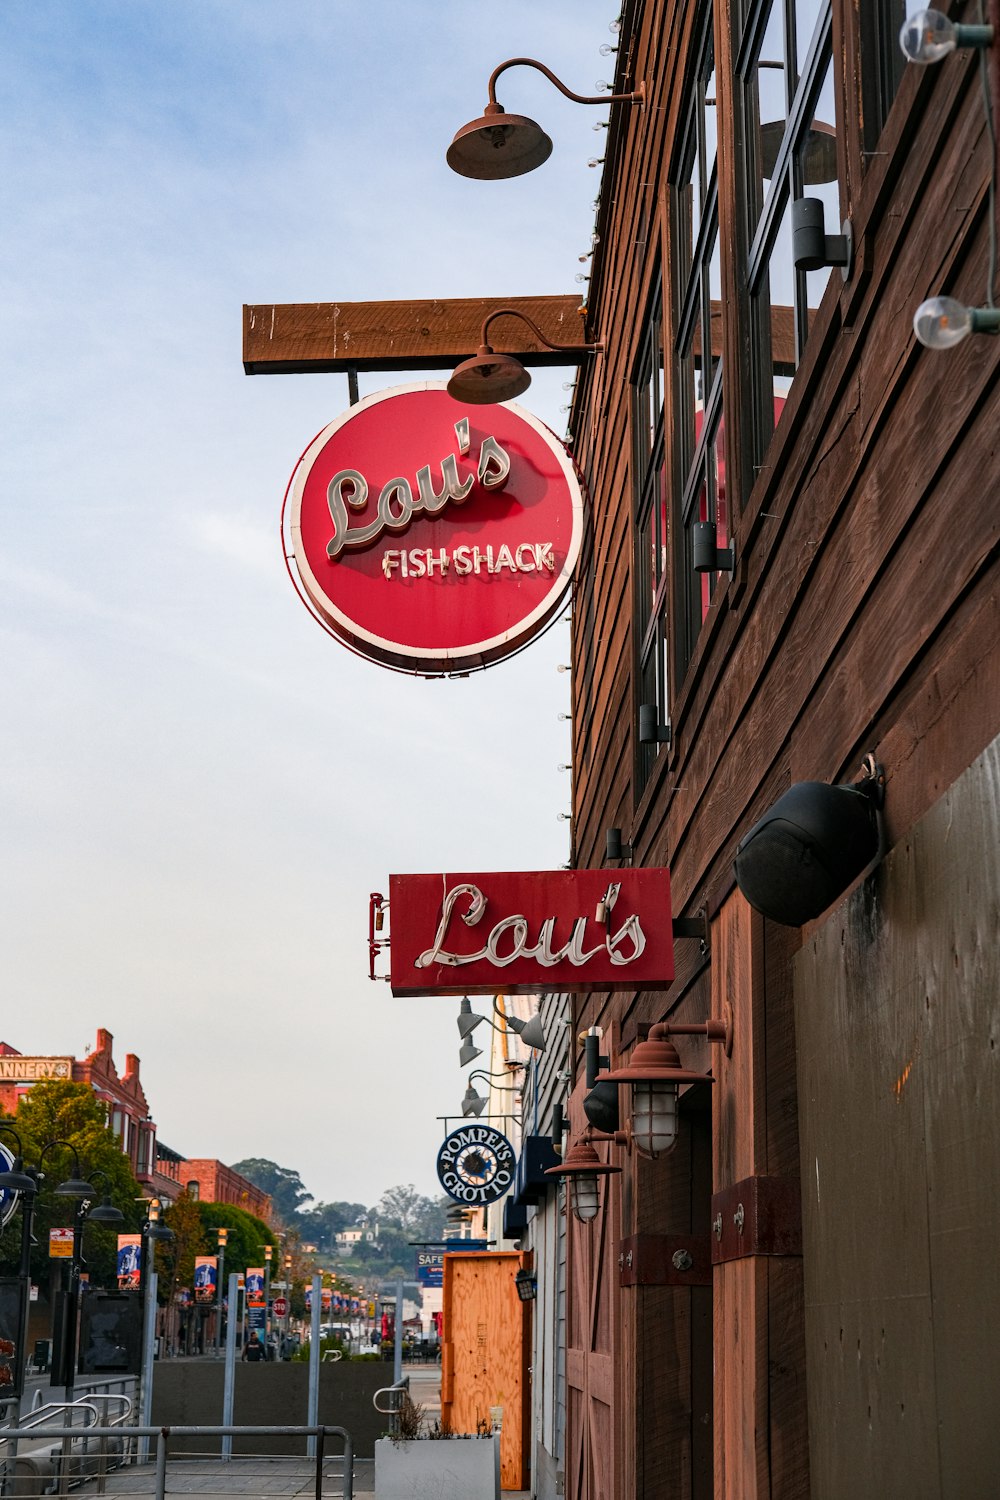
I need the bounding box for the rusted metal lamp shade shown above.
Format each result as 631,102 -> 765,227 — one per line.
733,775 -> 882,927
447,104 -> 553,180
545,1134 -> 621,1222
447,347 -> 533,405
598,1025 -> 714,1159
759,119 -> 838,183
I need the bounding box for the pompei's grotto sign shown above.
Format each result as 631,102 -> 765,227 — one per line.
287,383 -> 583,674
387,868 -> 674,997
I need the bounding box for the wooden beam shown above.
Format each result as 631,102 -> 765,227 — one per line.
242,295 -> 589,375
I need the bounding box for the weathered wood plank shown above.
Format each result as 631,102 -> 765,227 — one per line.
242,295 -> 588,373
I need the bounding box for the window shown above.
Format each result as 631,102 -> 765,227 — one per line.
633,273 -> 666,784
186,1179 -> 200,1200
737,1 -> 839,462
672,3 -> 726,672
863,0 -> 928,147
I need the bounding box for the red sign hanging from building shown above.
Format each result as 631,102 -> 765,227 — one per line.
386,868 -> 674,996
286,383 -> 583,675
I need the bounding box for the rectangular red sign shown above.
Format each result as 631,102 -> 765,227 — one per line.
388,868 -> 674,996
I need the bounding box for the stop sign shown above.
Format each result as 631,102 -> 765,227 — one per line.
272,1297 -> 288,1317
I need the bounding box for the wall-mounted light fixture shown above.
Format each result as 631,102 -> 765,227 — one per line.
544,1129 -> 622,1221
597,1016 -> 731,1159
447,308 -> 603,406
515,1267 -> 538,1301
692,520 -> 735,576
900,9 -> 994,64
791,198 -> 853,277
733,754 -> 885,925
638,703 -> 672,747
462,1068 -> 522,1118
459,1039 -> 483,1067
913,296 -> 1000,349
606,828 -> 632,863
581,1031 -> 620,1135
447,57 -> 645,180
457,996 -> 548,1051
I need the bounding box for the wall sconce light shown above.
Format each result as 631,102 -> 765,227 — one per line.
501,1002 -> 548,1052
515,1267 -> 538,1301
459,1039 -> 483,1067
447,57 -> 644,180
733,755 -> 885,926
791,198 -> 853,278
913,296 -> 1000,349
544,1129 -> 622,1221
581,1032 -> 621,1135
597,1016 -> 730,1158
900,9 -> 994,64
447,307 -> 603,406
638,703 -> 672,747
551,1102 -> 566,1155
692,520 -> 735,576
606,828 -> 632,862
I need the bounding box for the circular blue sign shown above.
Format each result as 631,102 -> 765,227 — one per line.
436,1124 -> 515,1206
0,1140 -> 19,1229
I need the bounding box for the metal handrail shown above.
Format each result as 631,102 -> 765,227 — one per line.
0,1424 -> 355,1500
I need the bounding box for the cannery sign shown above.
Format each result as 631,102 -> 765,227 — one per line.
387,868 -> 674,996
286,383 -> 583,674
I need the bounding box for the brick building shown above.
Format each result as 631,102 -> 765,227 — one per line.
179,1158 -> 271,1221
0,1027 -> 157,1188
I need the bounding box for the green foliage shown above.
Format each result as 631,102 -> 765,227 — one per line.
0,1081 -> 144,1286
229,1158 -> 312,1221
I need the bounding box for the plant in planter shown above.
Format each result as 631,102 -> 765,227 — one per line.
374,1394 -> 501,1500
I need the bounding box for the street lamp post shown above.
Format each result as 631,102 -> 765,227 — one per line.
214,1228 -> 228,1358
284,1253 -> 292,1347
263,1244 -> 272,1353
0,1126 -> 40,1408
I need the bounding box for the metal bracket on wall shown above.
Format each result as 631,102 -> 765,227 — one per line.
618,1232 -> 713,1287
672,908 -> 709,952
710,1175 -> 802,1264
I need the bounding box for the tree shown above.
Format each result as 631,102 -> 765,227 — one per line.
377,1184 -> 449,1240
0,1080 -> 144,1286
298,1200 -> 367,1253
229,1158 -> 313,1221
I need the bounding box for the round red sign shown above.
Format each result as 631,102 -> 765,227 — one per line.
272,1296 -> 288,1317
287,383 -> 583,675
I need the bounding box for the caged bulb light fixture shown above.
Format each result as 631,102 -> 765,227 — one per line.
544,1128 -> 621,1221
597,1015 -> 732,1159
899,9 -> 993,64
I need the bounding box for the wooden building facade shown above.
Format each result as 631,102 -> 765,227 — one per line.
560,1 -> 1000,1498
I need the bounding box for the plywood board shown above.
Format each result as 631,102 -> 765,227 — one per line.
441,1250 -> 529,1490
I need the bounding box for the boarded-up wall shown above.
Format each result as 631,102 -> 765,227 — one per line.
795,732 -> 1000,1497
441,1250 -> 530,1490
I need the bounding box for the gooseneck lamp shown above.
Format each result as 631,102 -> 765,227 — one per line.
597,1021 -> 727,1159
86,1169 -> 124,1224
900,9 -> 994,64
544,1130 -> 621,1222
448,308 -> 603,406
447,57 -> 645,180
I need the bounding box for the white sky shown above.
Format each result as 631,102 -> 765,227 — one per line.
0,1 -> 616,1207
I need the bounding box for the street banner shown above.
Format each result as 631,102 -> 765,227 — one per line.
116,1235 -> 142,1290
322,1287 -> 332,1311
194,1256 -> 218,1304
0,1276 -> 26,1399
246,1268 -> 265,1309
387,867 -> 674,996
49,1228 -> 74,1258
304,1286 -> 312,1312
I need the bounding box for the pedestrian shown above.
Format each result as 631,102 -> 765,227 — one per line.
242,1332 -> 266,1362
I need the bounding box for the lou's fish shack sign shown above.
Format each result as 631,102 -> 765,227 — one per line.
286,383 -> 583,674
387,868 -> 674,996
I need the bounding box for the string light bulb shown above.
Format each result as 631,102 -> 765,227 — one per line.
913,295 -> 1000,348
900,9 -> 994,64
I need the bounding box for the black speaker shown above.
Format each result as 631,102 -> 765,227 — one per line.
734,779 -> 881,926
79,1292 -> 142,1374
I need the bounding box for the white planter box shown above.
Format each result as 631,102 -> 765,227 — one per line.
373,1434 -> 501,1499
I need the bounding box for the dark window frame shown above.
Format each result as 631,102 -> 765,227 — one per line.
632,270 -> 667,789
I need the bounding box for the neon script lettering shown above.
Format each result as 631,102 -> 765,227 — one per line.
326,421 -> 511,560
414,882 -> 646,971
